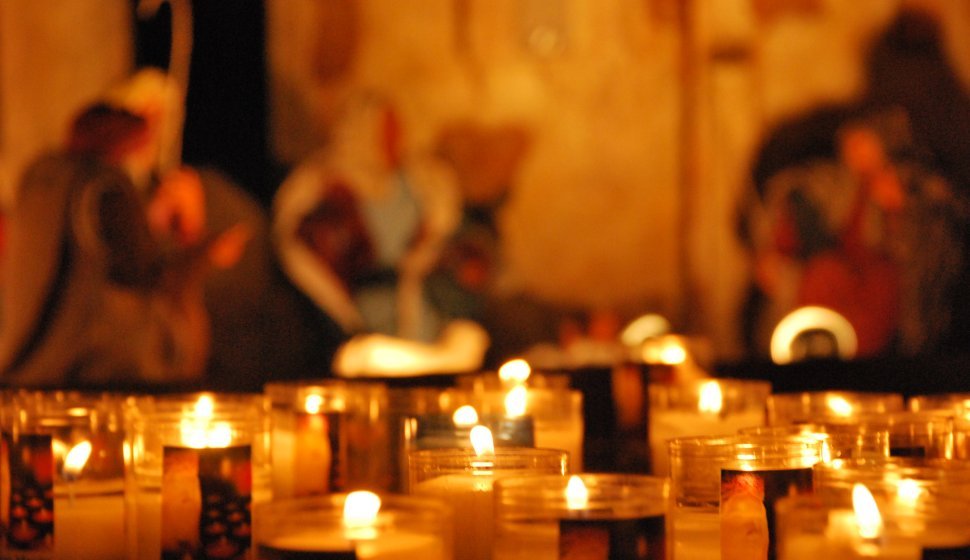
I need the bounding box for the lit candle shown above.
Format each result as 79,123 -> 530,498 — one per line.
493,474 -> 669,560
649,379 -> 769,476
410,427 -> 568,560
129,393 -> 268,560
258,491 -> 448,560
823,484 -> 921,559
54,440 -> 126,560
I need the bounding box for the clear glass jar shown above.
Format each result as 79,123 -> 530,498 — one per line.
125,392 -> 270,560
856,411 -> 954,459
740,422 -> 891,462
254,492 -> 453,560
0,390 -> 127,560
766,391 -> 903,425
493,474 -> 669,560
265,379 -> 390,495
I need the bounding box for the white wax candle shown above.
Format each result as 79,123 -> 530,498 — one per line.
650,409 -> 764,476
825,510 -> 921,560
54,492 -> 126,560
672,509 -> 721,560
414,473 -> 494,560
263,528 -> 445,560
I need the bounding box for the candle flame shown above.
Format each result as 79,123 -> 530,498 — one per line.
453,405 -> 479,428
304,393 -> 324,415
181,396 -> 232,448
505,386 -> 528,418
498,359 -> 531,385
826,395 -> 854,417
659,344 -> 687,365
565,475 -> 589,510
64,441 -> 92,478
195,395 -> 214,418
896,479 -> 922,510
344,490 -> 381,540
698,381 -> 723,414
470,425 -> 495,457
852,483 -> 883,540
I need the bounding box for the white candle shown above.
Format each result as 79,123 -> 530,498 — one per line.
414,473 -> 495,560
55,492 -> 126,560
263,528 -> 445,560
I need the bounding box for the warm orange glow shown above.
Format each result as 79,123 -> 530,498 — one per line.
770,306 -> 857,364
304,393 -> 324,414
453,405 -> 479,428
470,425 -> 495,457
498,359 -> 531,385
343,490 -> 381,539
852,483 -> 883,540
698,381 -> 723,414
180,395 -> 232,448
565,475 -> 589,510
63,441 -> 92,479
504,386 -> 528,418
826,395 -> 854,418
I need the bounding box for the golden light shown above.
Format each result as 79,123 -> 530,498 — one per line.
895,479 -> 922,510
826,395 -> 855,418
698,381 -> 723,414
504,386 -> 528,418
180,395 -> 232,448
620,313 -> 671,347
63,441 -> 92,479
498,359 -> 531,386
452,405 -> 479,428
343,490 -> 381,540
770,306 -> 857,364
640,335 -> 689,365
470,425 -> 495,457
565,475 -> 589,511
304,393 -> 324,414
852,483 -> 883,540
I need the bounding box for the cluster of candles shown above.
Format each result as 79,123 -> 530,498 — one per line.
2,350 -> 970,560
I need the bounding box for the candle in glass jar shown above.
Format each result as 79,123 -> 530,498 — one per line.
257,491 -> 450,560
409,426 -> 568,560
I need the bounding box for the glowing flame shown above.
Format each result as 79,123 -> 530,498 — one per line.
565,475 -> 589,510
470,425 -> 495,457
180,395 -> 232,448
452,405 -> 479,428
896,479 -> 922,510
304,394 -> 324,414
659,344 -> 687,365
698,381 -> 723,414
770,306 -> 857,364
498,359 -> 531,385
343,490 -> 381,540
63,441 -> 92,479
504,386 -> 528,418
852,483 -> 883,540
826,395 -> 854,418
620,313 -> 671,347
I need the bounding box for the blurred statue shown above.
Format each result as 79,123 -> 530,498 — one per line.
740,7 -> 970,359
0,69 -> 249,387
273,94 -> 489,375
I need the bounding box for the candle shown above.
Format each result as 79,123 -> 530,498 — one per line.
649,378 -> 770,476
493,474 -> 669,560
256,491 -> 451,560
767,391 -> 904,426
0,391 -> 127,560
409,426 -> 568,560
267,381 -> 390,497
127,393 -> 270,560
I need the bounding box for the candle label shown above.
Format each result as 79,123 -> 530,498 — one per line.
720,468 -> 813,560
161,445 -> 252,560
293,412 -> 344,496
258,544 -> 357,560
559,515 -> 665,560
922,545 -> 970,559
0,433 -> 54,556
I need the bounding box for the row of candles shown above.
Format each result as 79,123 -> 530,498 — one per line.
2,358 -> 970,559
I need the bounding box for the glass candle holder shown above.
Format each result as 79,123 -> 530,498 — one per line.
409,447 -> 568,560
740,423 -> 891,462
493,474 -> 669,560
0,390 -> 127,560
776,488 -> 970,559
265,379 -> 390,496
125,392 -> 270,560
669,435 -> 821,560
648,378 -> 771,476
814,457 -> 970,515
908,394 -> 970,460
766,391 -> 904,426
254,491 -> 452,560
856,411 -> 954,459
